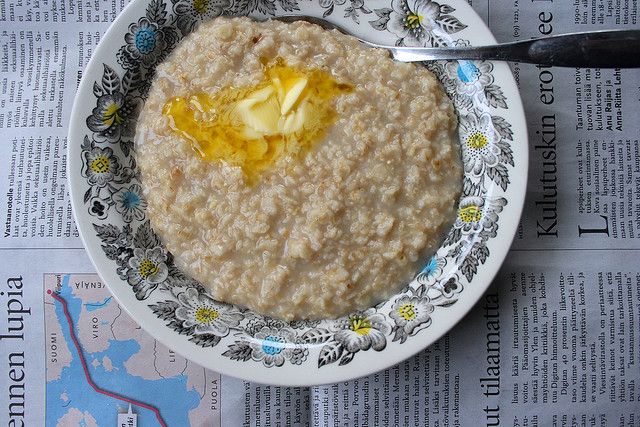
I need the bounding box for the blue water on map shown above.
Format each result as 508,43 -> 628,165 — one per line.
84,296 -> 112,312
46,275 -> 201,426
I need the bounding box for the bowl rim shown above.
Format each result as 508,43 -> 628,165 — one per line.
68,0 -> 529,386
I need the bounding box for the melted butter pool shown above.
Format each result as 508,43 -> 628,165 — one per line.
163,59 -> 352,183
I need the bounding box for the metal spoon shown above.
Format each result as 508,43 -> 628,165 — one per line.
272,15 -> 640,68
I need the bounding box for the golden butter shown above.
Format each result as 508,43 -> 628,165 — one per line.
162,59 -> 352,183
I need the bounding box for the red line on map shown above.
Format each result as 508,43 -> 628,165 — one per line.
48,290 -> 168,427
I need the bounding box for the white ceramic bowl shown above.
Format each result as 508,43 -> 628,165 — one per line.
68,0 -> 527,385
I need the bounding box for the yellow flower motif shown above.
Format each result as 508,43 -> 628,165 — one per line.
388,0 -> 443,47
195,307 -> 219,324
102,102 -> 124,126
137,258 -> 160,279
82,142 -> 120,186
192,0 -> 209,14
454,196 -> 505,237
89,155 -> 111,173
397,303 -> 417,321
349,315 -> 372,336
175,288 -> 243,337
458,204 -> 482,223
127,247 -> 169,299
335,312 -> 390,353
466,132 -> 488,149
405,13 -> 423,29
390,296 -> 434,340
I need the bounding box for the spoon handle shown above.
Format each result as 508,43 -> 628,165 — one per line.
387,30 -> 640,68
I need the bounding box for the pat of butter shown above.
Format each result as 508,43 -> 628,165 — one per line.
235,87 -> 281,136
163,59 -> 352,184
280,78 -> 308,114
235,76 -> 309,137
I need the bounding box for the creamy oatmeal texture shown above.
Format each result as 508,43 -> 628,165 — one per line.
136,17 -> 462,320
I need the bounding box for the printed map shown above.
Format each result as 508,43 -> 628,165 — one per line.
44,274 -> 221,426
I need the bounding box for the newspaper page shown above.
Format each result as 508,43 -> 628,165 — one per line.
310,1 -> 640,426
1,0 -> 639,426
0,1 -> 309,425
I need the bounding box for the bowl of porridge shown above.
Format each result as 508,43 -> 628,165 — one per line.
136,17 -> 462,320
68,0 -> 527,385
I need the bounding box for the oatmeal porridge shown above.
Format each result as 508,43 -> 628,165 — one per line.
136,17 -> 462,320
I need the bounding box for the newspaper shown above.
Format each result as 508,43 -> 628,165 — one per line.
1,0 -> 639,425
